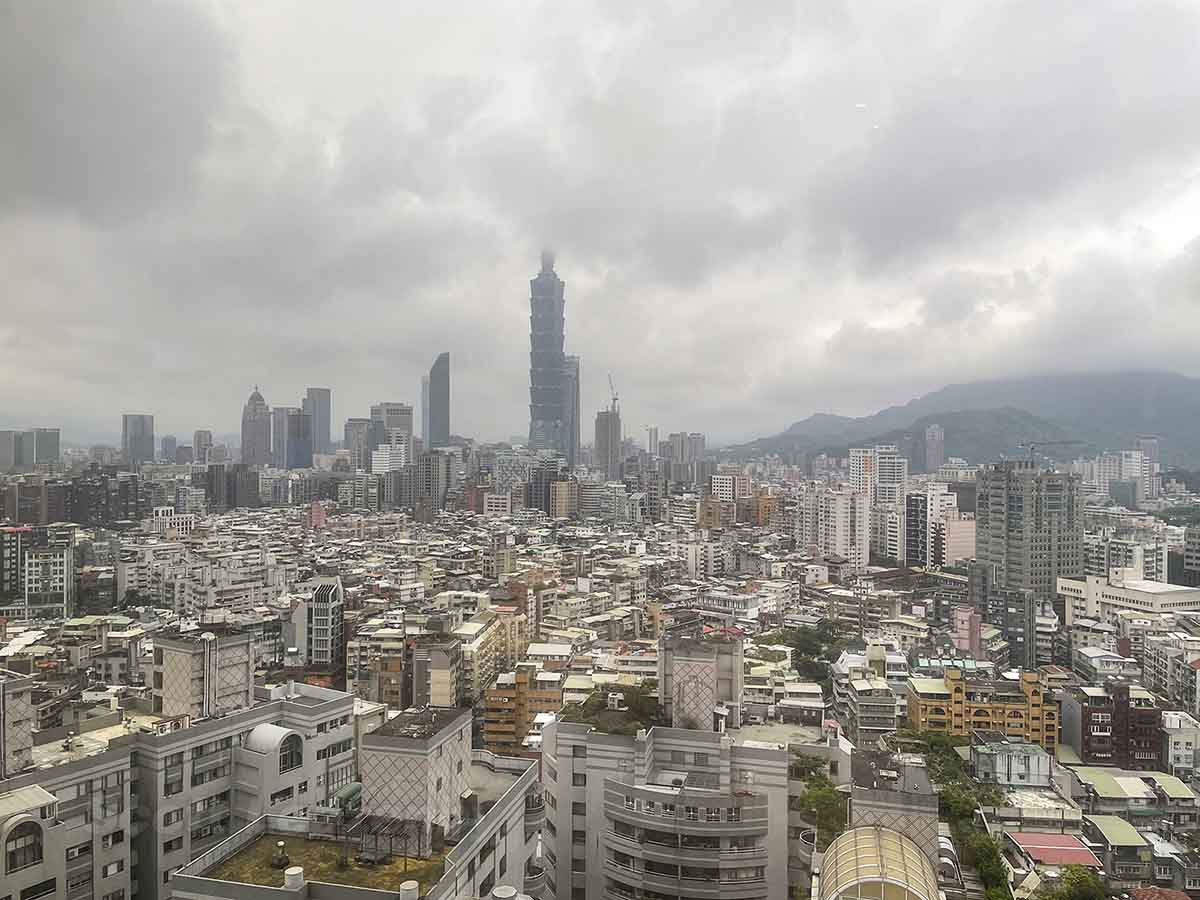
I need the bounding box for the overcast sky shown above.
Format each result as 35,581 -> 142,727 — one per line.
4,1 -> 1200,447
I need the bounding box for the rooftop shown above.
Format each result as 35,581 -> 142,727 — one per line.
375,707 -> 469,741
1007,832 -> 1102,868
204,832 -> 445,894
1086,814 -> 1147,847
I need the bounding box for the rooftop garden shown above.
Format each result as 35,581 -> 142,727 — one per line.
559,682 -> 669,736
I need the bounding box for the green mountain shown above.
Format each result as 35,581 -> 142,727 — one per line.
734,370 -> 1200,465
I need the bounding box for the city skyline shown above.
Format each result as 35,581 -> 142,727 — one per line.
5,5 -> 1200,445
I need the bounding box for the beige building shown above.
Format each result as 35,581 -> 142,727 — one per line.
907,669 -> 1057,752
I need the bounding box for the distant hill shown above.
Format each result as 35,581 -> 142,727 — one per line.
734,370 -> 1200,465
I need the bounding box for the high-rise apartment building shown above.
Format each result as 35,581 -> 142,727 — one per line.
417,450 -> 453,511
528,251 -> 568,453
563,353 -> 581,468
647,425 -> 659,457
428,352 -> 450,448
161,434 -> 177,462
924,423 -> 945,472
303,387 -> 332,454
976,461 -> 1084,606
122,414 -> 155,465
594,400 -> 622,481
193,429 -> 214,465
240,387 -> 272,466
796,484 -> 870,572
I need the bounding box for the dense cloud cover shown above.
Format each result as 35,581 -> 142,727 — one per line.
3,1 -> 1199,445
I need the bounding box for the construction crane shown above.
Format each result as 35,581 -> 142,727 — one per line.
607,372 -> 619,409
1017,439 -> 1084,461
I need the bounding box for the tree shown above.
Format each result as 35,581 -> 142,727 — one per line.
795,775 -> 846,850
1037,866 -> 1107,900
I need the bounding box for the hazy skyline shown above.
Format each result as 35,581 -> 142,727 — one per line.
4,2 -> 1200,445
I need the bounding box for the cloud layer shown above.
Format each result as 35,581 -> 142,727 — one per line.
3,1 -> 1200,445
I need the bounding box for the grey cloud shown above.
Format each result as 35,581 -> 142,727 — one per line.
3,1 -> 1200,445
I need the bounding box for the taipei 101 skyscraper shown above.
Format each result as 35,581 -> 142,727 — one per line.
528,251 -> 568,453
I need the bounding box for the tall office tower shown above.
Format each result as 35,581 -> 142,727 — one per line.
369,401 -> 414,450
428,352 -> 450,448
924,423 -> 945,472
528,250 -> 568,452
343,417 -> 372,471
976,460 -> 1084,608
421,375 -> 431,443
193,429 -> 214,465
303,387 -> 332,453
29,428 -> 59,465
271,407 -> 313,469
563,354 -> 581,468
0,431 -> 16,470
647,425 -> 659,457
594,401 -> 622,481
240,387 -> 272,466
122,414 -> 155,465
161,434 -> 177,462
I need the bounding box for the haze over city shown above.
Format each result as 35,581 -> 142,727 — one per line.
5,3 -> 1200,444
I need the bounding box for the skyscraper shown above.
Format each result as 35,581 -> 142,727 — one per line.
344,418 -> 372,471
647,425 -> 659,457
193,429 -> 214,465
594,400 -> 622,481
528,250 -> 567,453
303,387 -> 332,454
122,414 -> 155,465
161,434 -> 177,463
420,375 -> 431,444
975,460 -> 1083,608
271,407 -> 312,469
563,354 -> 580,468
924,424 -> 945,472
241,387 -> 272,466
428,352 -> 450,448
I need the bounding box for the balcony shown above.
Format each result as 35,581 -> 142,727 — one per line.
191,804 -> 231,828
192,750 -> 232,775
525,795 -> 546,828
524,862 -> 547,898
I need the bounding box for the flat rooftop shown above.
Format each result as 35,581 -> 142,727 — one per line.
376,707 -> 469,740
32,710 -> 168,766
469,758 -> 522,808
204,832 -> 445,894
734,721 -> 823,747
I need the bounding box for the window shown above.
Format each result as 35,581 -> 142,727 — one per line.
662,803 -> 675,817
298,781 -> 308,795
572,802 -> 586,816
164,777 -> 182,797
66,841 -> 91,860
686,806 -> 698,821
67,873 -> 92,891
102,860 -> 124,878
572,773 -> 587,787
317,739 -> 352,760
271,787 -> 294,805
163,868 -> 177,885
103,890 -> 127,900
162,810 -> 183,826
707,807 -> 720,822
693,752 -> 708,767
279,734 -> 303,773
6,822 -> 43,873
671,750 -> 685,764
573,830 -> 586,845
645,800 -> 656,814
624,795 -> 634,809
165,752 -> 183,767
21,880 -> 55,900
163,837 -> 183,854
573,745 -> 587,758
728,807 -> 741,822
102,830 -> 124,849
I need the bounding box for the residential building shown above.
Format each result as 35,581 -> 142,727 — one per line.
1081,815 -> 1152,892
657,634 -> 744,730
594,401 -> 622,482
483,663 -> 564,756
970,735 -> 1052,787
924,424 -> 945,472
1060,683 -> 1161,769
906,669 -> 1057,752
1161,710 -> 1200,778
796,485 -> 870,573
151,628 -> 256,719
